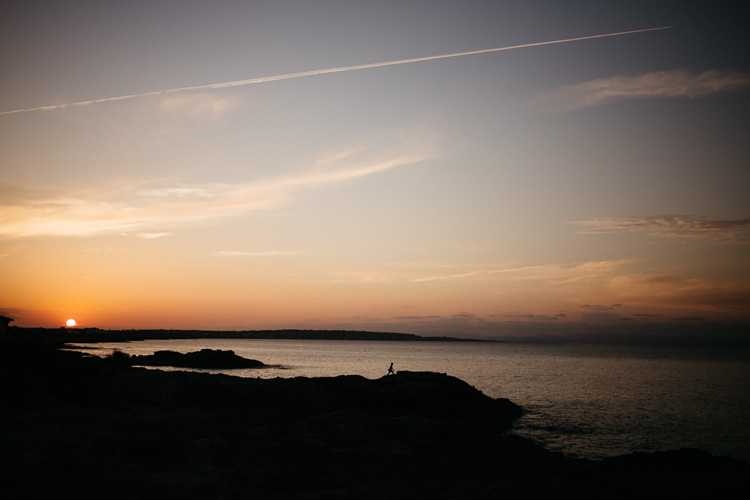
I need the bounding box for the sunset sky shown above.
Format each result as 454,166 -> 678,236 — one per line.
2,1 -> 749,341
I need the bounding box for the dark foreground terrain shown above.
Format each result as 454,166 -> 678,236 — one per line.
1,337 -> 747,499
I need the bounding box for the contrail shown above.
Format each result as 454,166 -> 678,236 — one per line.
1,26 -> 672,116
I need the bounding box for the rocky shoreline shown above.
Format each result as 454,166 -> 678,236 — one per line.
1,337 -> 747,499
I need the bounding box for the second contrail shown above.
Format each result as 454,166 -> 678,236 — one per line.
1,26 -> 672,116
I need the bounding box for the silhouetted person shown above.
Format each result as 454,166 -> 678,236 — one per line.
388,362 -> 395,375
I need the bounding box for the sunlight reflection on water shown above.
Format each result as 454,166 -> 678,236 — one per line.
70,339 -> 750,462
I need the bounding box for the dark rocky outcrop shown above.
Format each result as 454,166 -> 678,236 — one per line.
131,348 -> 265,369
1,337 -> 747,499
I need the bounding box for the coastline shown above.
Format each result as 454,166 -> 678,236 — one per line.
2,336 -> 747,498
10,326 -> 493,344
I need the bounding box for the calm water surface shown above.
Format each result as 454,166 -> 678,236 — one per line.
72,340 -> 750,462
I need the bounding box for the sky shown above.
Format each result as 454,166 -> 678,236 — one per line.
1,1 -> 749,342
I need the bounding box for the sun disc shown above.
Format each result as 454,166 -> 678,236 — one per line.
66,319 -> 76,327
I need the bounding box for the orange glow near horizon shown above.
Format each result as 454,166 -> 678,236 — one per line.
5,252 -> 748,338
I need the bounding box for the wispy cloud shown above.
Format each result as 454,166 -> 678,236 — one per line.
330,271 -> 394,284
0,197 -> 143,237
580,304 -> 622,311
140,185 -> 220,198
501,313 -> 563,321
0,136 -> 434,238
214,250 -> 299,257
408,259 -> 744,317
407,258 -> 750,313
573,215 -> 750,243
134,232 -> 174,239
410,270 -> 488,283
541,69 -> 750,112
610,273 -> 750,312
410,260 -> 631,284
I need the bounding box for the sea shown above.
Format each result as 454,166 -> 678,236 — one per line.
69,339 -> 750,463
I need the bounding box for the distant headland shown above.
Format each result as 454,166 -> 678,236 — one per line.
9,326 -> 492,344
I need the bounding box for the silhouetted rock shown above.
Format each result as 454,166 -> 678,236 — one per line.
132,348 -> 265,369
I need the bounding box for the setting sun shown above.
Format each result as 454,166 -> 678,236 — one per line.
65,319 -> 76,327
